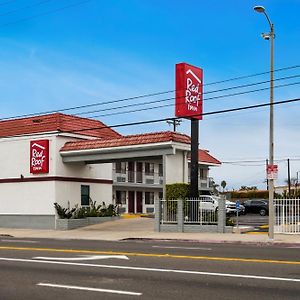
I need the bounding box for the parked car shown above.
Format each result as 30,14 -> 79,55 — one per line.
198,195 -> 219,212
243,200 -> 268,216
226,201 -> 245,215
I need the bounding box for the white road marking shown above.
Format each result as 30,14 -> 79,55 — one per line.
152,246 -> 212,251
1,239 -> 38,243
33,255 -> 129,261
1,257 -> 300,283
37,283 -> 142,296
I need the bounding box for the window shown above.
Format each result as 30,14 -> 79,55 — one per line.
159,164 -> 163,177
159,192 -> 163,200
81,185 -> 90,206
116,191 -> 127,205
115,162 -> 126,174
200,168 -> 208,179
145,192 -> 154,205
145,163 -> 154,176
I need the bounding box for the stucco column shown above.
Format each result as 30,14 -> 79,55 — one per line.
217,196 -> 226,233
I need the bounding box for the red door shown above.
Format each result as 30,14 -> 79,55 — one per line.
128,191 -> 135,213
136,192 -> 143,213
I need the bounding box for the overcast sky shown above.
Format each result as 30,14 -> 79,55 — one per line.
1,0 -> 300,190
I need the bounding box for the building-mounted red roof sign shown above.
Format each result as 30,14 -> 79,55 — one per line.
30,140 -> 49,174
175,63 -> 203,120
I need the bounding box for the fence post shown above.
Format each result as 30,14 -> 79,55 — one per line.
218,196 -> 226,233
154,198 -> 161,232
177,200 -> 184,232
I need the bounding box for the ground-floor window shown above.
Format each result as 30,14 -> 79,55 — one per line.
145,191 -> 154,205
81,185 -> 90,206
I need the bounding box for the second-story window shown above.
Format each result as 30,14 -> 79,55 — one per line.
116,162 -> 126,174
145,163 -> 154,176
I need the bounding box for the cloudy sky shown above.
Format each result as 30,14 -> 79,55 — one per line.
1,0 -> 300,189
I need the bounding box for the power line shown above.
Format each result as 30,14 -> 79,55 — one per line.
0,0 -> 94,28
1,96 -> 300,140
72,74 -> 300,117
0,0 -> 53,18
1,64 -> 299,121
90,81 -> 300,118
1,79 -> 299,134
2,82 -> 300,135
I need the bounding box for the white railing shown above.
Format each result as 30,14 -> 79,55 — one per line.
160,198 -> 218,225
113,171 -> 163,185
161,199 -> 177,224
274,198 -> 300,234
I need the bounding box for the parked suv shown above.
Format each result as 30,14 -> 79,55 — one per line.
243,200 -> 268,216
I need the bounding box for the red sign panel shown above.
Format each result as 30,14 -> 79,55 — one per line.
175,63 -> 203,119
267,164 -> 278,180
30,140 -> 49,174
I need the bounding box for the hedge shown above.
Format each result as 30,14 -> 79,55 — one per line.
166,183 -> 190,200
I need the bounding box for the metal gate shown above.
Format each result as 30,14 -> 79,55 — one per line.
274,198 -> 300,234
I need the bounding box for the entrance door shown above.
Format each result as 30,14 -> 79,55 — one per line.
128,191 -> 135,213
136,191 -> 143,213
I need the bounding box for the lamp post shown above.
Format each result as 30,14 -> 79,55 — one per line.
254,5 -> 275,240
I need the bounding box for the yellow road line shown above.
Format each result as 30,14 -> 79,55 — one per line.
246,232 -> 268,235
0,246 -> 299,265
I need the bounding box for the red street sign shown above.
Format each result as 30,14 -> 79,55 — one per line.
175,63 -> 203,120
30,140 -> 49,174
267,164 -> 278,180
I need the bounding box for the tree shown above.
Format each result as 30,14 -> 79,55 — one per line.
220,180 -> 227,192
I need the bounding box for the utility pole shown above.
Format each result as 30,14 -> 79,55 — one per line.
166,119 -> 182,132
266,159 -> 269,190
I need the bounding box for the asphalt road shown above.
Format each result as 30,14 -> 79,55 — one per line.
0,238 -> 299,299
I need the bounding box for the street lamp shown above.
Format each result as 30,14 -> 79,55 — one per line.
254,5 -> 275,240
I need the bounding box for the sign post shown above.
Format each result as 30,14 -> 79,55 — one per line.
175,63 -> 203,198
236,200 -> 240,230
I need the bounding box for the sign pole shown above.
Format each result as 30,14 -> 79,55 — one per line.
190,119 -> 199,198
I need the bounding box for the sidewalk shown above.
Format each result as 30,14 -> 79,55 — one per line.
0,217 -> 299,245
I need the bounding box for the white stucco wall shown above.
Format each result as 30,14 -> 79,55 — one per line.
54,135 -> 113,180
0,181 -> 55,214
0,134 -> 56,178
0,134 -> 113,216
55,181 -> 113,209
164,150 -> 188,184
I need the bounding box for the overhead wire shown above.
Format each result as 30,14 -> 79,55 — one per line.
0,0 -> 95,29
1,96 -> 300,139
1,64 -> 299,121
0,0 -> 53,18
1,78 -> 300,133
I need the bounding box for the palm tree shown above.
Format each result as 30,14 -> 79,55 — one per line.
221,180 -> 227,192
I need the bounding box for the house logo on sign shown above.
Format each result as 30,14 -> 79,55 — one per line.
30,140 -> 49,174
185,69 -> 202,111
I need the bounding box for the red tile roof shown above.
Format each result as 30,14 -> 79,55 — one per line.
198,150 -> 221,165
60,131 -> 191,152
0,113 -> 121,139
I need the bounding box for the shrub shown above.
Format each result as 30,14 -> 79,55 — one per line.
166,183 -> 190,200
54,202 -> 76,219
54,200 -> 119,219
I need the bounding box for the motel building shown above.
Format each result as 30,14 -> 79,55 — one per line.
0,113 -> 220,229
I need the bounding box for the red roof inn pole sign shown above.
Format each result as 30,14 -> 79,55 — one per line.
30,140 -> 49,174
175,63 -> 203,119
